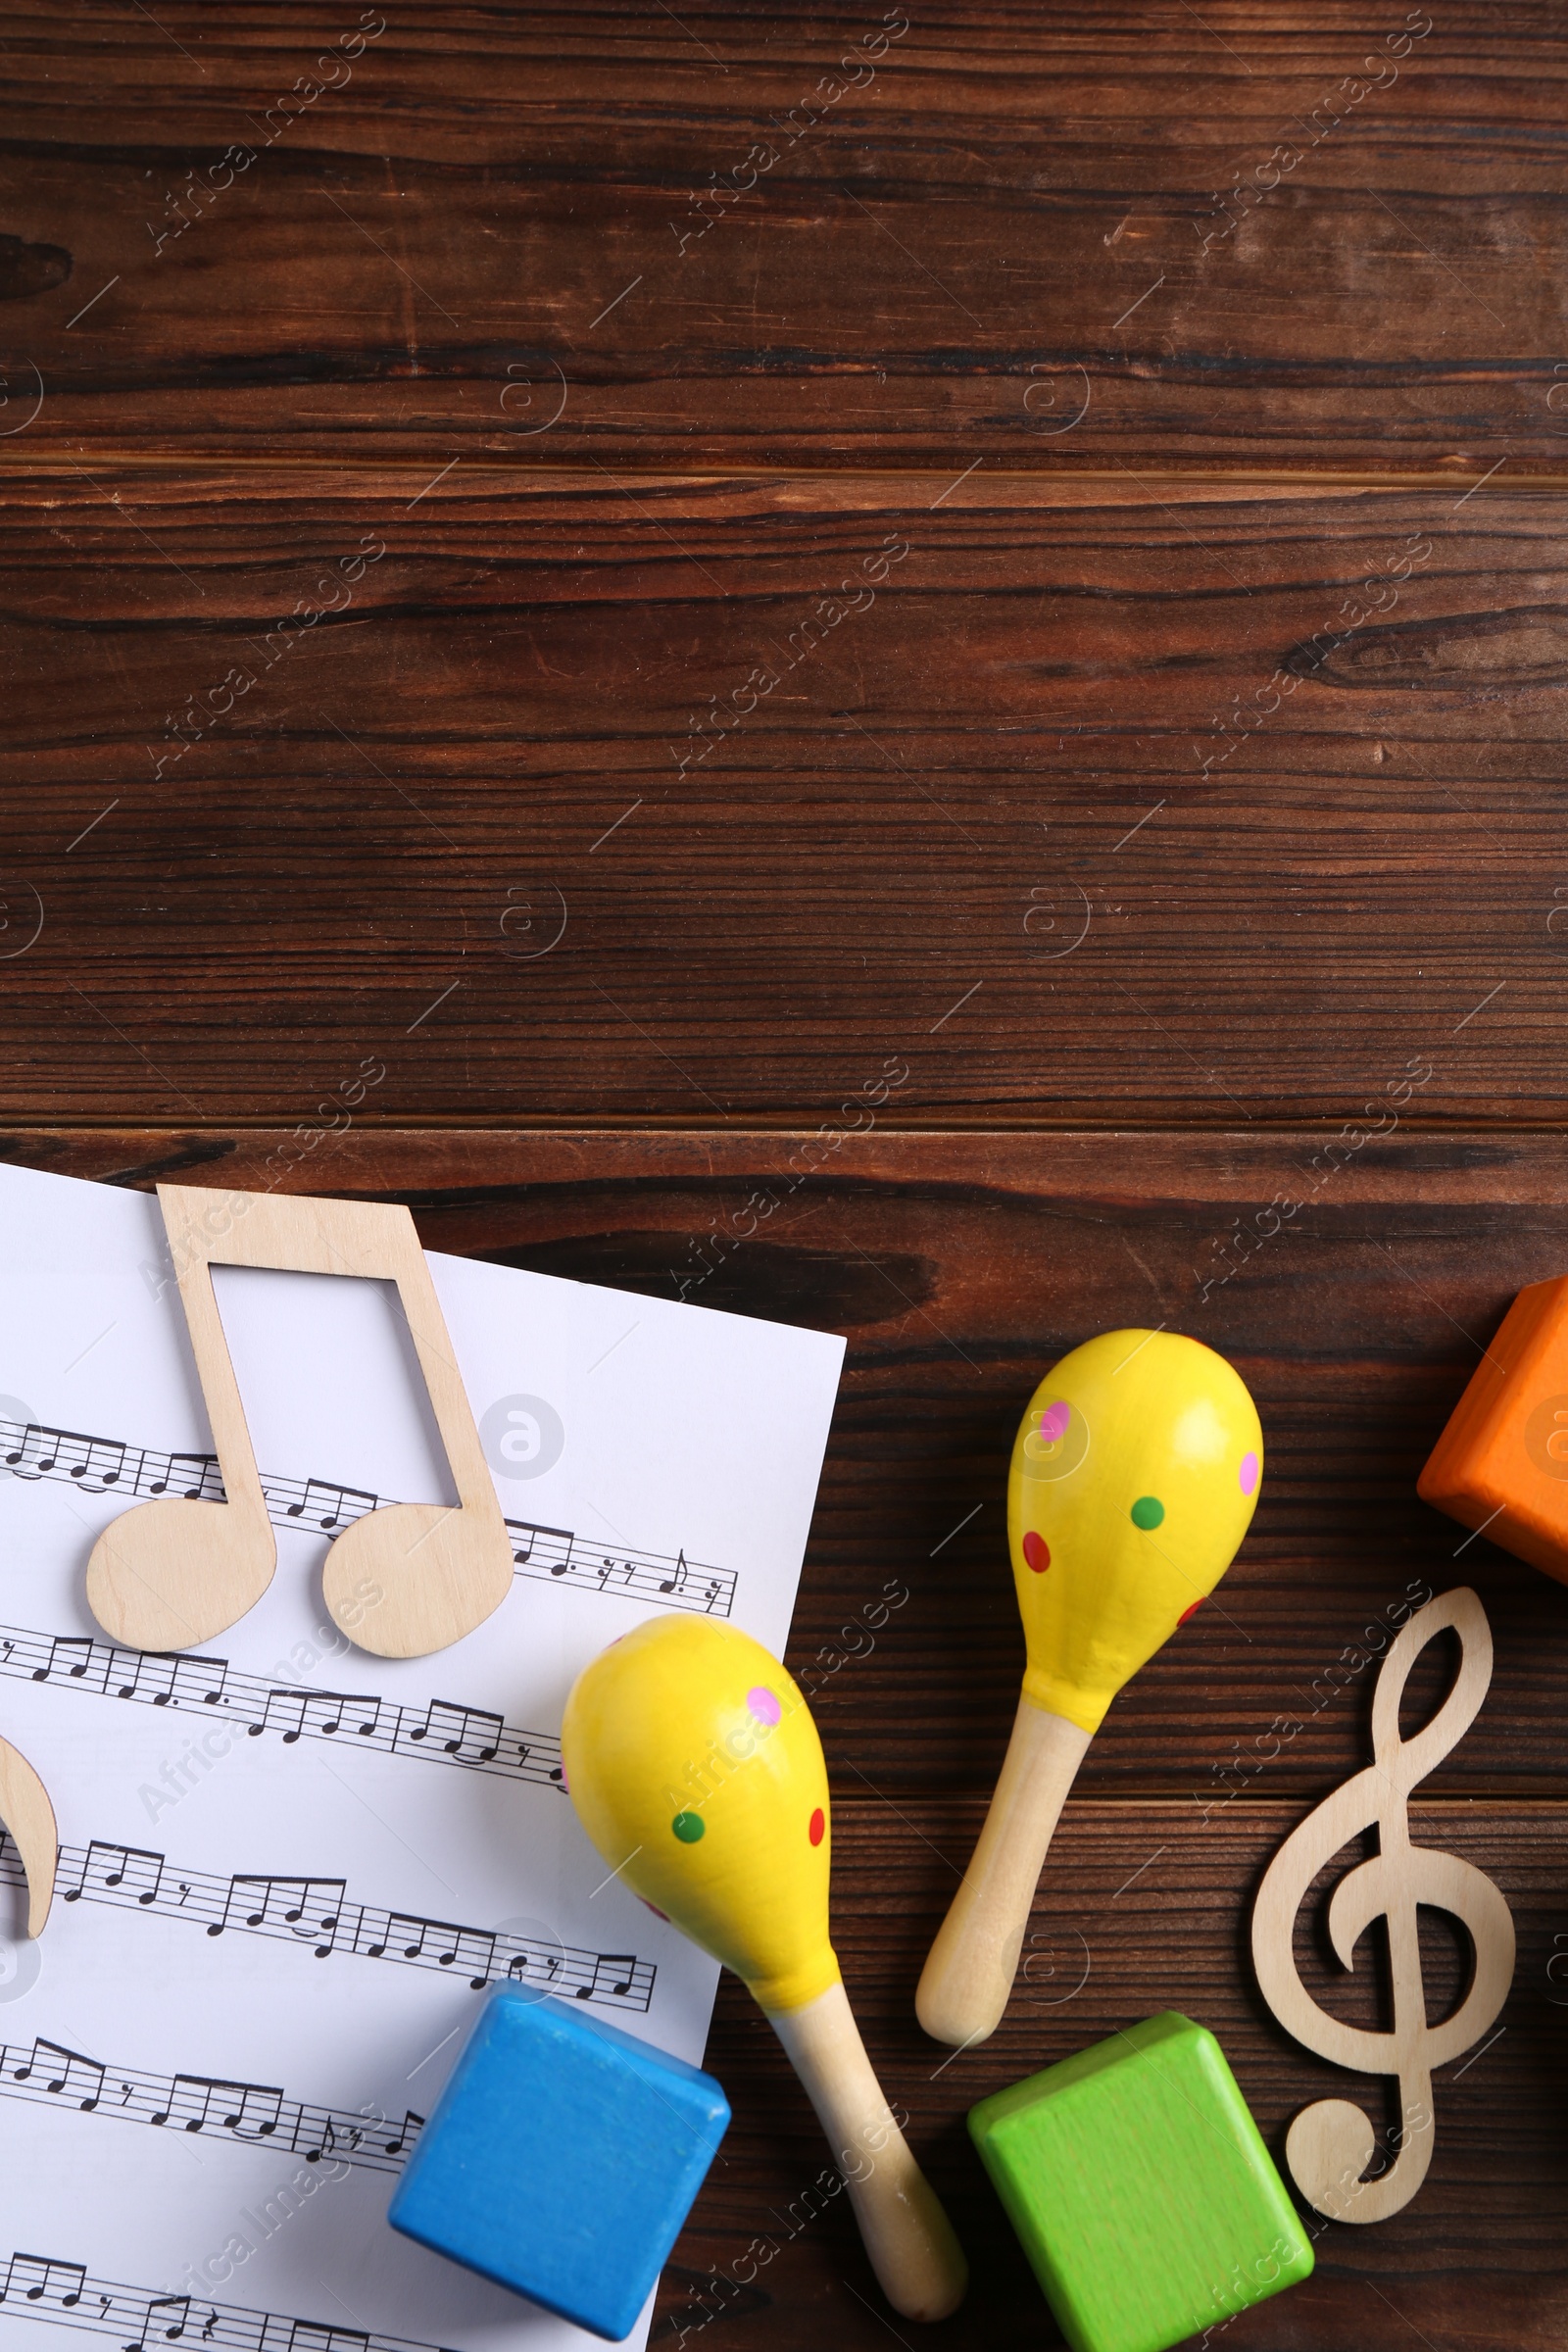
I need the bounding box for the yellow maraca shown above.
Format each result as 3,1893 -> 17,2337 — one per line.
916,1327 -> 1262,2046
562,1617 -> 967,2324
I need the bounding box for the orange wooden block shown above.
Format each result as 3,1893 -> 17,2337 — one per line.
1419,1274 -> 1568,1585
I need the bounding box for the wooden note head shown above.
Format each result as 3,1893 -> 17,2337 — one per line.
320,1499 -> 507,1660
86,1184 -> 514,1659
0,1735 -> 58,1939
87,1495 -> 275,1654
1006,1328 -> 1262,1734
562,1618 -> 838,2016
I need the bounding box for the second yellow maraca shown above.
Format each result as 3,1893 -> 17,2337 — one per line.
916,1327 -> 1263,2046
562,1617 -> 967,2324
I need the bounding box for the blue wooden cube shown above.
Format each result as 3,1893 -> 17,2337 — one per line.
388,1985 -> 730,2341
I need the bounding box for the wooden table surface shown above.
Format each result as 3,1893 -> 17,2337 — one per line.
5,7 -> 1568,2346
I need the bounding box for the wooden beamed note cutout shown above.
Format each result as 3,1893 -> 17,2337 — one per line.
1250,1587 -> 1514,2224
86,1186 -> 514,1660
0,1736 -> 57,1938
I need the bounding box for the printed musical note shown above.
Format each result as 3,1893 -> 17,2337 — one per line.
217,1877 -> 345,1958
659,1549 -> 688,1597
407,1699 -> 503,1764
29,1636 -> 95,1687
14,2039 -> 105,2112
0,2253 -> 460,2352
508,1519 -> 574,1573
0,1409 -> 739,1618
134,2295 -> 192,2346
0,1616 -> 563,1791
65,1842 -> 165,1909
108,1652 -> 180,1706
282,1479 -> 376,1534
83,1185 -> 515,1658
2,1829 -> 654,2010
145,1453 -> 221,1501
8,1428 -> 125,1492
579,1954 -> 639,2003
0,2032 -> 416,2178
363,1914 -> 496,1991
1251,1587 -> 1516,2223
152,2076 -> 285,2140
2,2252 -> 86,2307
166,1655 -> 229,1709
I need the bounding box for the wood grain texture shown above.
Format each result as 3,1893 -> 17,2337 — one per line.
2,467 -> 1565,1124
662,1797 -> 1568,2345
5,7 -> 1563,2338
6,1123 -> 1568,1809
915,1700 -> 1092,2047
0,3 -> 1563,472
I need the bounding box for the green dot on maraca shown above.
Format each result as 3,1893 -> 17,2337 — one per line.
670,1811 -> 706,1842
1130,1494 -> 1165,1530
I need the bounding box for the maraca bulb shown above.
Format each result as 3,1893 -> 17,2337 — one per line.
562,1616 -> 837,2014
1008,1327 -> 1262,1732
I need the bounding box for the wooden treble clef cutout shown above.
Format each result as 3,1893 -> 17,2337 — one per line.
1251,1586 -> 1514,2224
86,1186 -> 514,1660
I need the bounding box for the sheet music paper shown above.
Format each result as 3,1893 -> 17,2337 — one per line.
0,1163 -> 845,2352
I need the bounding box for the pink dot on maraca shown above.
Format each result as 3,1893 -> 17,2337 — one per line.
1038,1400 -> 1071,1444
1021,1530 -> 1051,1574
808,1807 -> 825,1846
1239,1449 -> 1259,1496
748,1685 -> 781,1726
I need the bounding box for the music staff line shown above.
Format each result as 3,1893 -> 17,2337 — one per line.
0,1834 -> 655,2015
0,1620 -> 565,1793
0,2034 -> 418,2179
0,2250 -> 457,2352
0,1414 -> 737,1619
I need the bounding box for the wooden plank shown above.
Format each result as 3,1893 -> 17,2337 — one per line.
10,1125 -> 1568,1801
660,1797 -> 1568,2348
2,468 -> 1563,1123
0,3 -> 1562,471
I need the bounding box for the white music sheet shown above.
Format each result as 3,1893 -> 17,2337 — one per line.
0,1162 -> 845,2352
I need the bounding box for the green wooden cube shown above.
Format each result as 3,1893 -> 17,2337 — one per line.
968,2013 -> 1312,2352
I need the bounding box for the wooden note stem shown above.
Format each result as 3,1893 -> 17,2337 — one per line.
767,1981 -> 967,2324
915,1699 -> 1091,2048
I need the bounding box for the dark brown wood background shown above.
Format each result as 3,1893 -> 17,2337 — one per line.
5,7 -> 1568,2347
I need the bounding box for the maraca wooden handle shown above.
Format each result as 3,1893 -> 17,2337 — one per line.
768,1981 -> 967,2323
916,1698 -> 1091,2047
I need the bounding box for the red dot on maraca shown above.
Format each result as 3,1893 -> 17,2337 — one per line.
1022,1530 -> 1051,1573
808,1807 -> 825,1846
